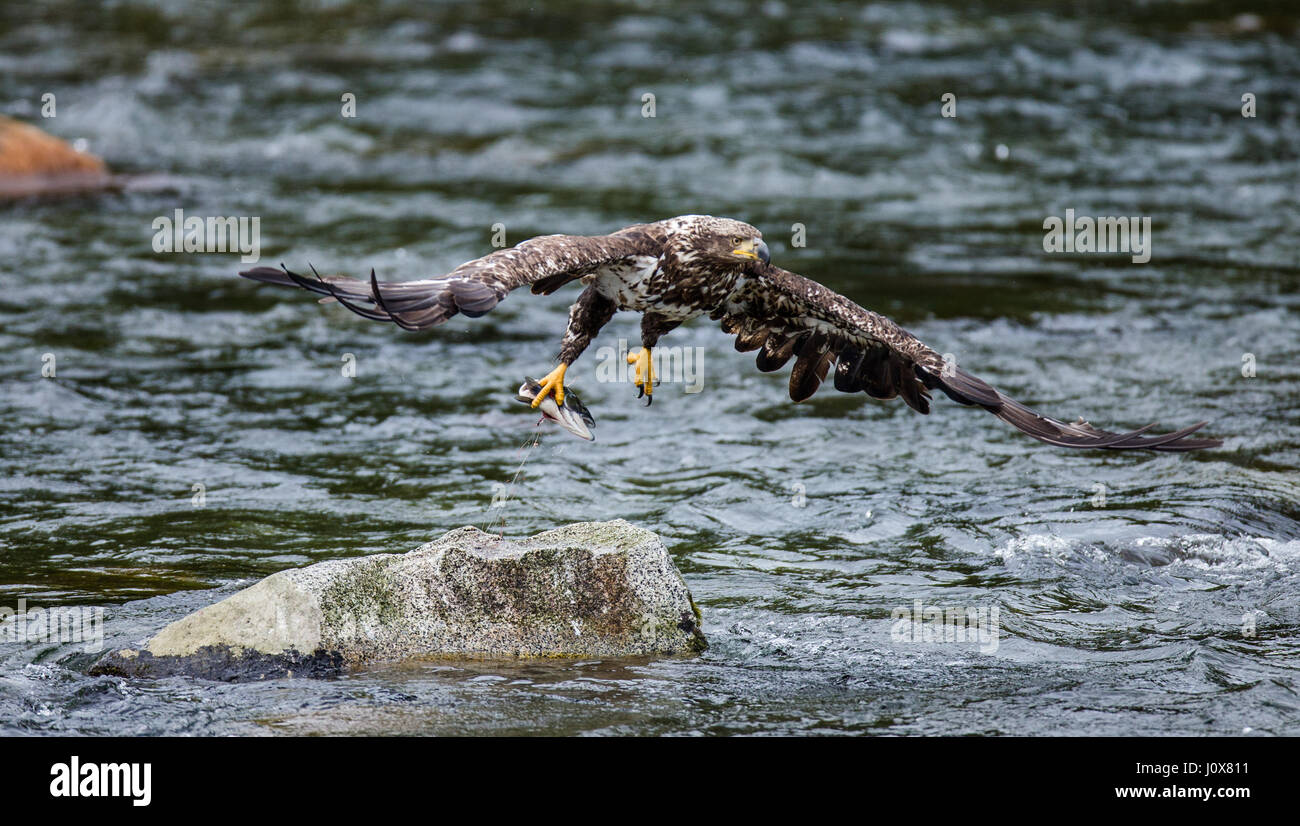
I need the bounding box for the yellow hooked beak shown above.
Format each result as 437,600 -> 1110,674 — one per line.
731,237 -> 771,264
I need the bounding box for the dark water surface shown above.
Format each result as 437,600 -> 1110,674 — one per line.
1,0 -> 1298,735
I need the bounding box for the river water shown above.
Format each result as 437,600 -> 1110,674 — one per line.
1,0 -> 1297,735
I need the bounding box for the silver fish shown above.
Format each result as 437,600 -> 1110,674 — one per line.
515,377 -> 596,441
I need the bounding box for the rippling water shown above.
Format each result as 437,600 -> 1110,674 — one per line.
1,0 -> 1298,735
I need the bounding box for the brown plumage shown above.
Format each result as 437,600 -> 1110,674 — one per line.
239,214 -> 1221,452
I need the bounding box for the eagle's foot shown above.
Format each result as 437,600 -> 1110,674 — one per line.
531,363 -> 567,408
627,347 -> 656,405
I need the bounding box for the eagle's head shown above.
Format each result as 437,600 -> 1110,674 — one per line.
670,215 -> 770,269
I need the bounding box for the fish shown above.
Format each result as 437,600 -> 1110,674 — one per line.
515,377 -> 596,441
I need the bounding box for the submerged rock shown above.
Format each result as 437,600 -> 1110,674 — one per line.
0,116 -> 112,198
90,520 -> 706,681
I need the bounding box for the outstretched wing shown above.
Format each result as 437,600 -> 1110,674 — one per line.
239,225 -> 657,331
714,264 -> 1221,452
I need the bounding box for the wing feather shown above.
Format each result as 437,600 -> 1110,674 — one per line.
239,225 -> 656,331
755,333 -> 796,372
719,263 -> 1221,452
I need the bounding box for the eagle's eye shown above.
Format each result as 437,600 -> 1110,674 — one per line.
730,236 -> 742,246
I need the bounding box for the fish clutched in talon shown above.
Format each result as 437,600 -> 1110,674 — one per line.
515,377 -> 595,441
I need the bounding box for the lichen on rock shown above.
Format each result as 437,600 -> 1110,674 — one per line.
90,520 -> 706,681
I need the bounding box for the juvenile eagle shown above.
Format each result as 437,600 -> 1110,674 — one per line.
240,215 -> 1220,451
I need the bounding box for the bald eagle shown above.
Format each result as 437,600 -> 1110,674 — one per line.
240,215 -> 1220,451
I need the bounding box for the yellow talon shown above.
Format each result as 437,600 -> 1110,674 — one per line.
627,347 -> 655,402
532,363 -> 567,407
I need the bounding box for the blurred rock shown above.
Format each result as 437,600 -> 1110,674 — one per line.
0,116 -> 111,197
90,520 -> 706,681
